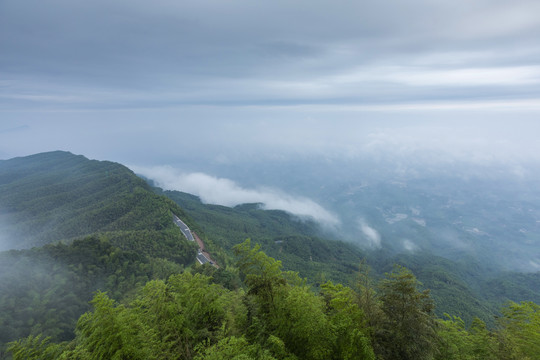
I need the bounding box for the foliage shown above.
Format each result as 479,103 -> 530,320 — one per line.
320,282 -> 375,360
7,335 -> 64,360
7,272 -> 243,359
160,189 -> 366,285
75,292 -> 157,360
0,235 -> 192,352
234,239 -> 373,360
194,336 -> 277,360
161,185 -> 539,328
499,301 -> 540,359
0,151 -> 199,353
234,239 -> 286,312
434,302 -> 540,360
6,241 -> 540,360
374,265 -> 438,360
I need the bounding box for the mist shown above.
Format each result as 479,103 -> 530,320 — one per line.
0,232 -> 11,252
357,218 -> 382,249
0,214 -> 18,252
133,165 -> 340,228
3,117 -> 540,171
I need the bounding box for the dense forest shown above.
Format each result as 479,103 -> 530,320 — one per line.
1,151 -> 539,359
0,152 -> 199,356
7,240 -> 540,360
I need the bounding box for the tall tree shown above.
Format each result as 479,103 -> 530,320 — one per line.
233,239 -> 286,315
499,301 -> 540,359
355,260 -> 383,334
377,265 -> 438,360
321,282 -> 375,360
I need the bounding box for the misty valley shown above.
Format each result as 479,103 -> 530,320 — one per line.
1,151 -> 539,360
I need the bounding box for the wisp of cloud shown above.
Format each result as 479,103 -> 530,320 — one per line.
132,165 -> 340,228
403,239 -> 419,252
357,218 -> 381,249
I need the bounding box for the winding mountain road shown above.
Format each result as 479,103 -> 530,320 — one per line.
173,214 -> 218,267
173,214 -> 194,241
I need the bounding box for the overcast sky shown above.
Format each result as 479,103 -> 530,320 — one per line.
2,0 -> 540,237
2,0 -> 540,166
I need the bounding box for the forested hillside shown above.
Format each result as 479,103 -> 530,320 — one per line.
157,189 -> 368,285
8,240 -> 540,360
1,152 -> 539,359
0,151 -> 194,249
163,189 -> 497,323
155,187 -> 540,326
0,152 -> 198,356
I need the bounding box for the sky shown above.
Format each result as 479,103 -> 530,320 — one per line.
2,0 -> 540,224
2,0 -> 540,110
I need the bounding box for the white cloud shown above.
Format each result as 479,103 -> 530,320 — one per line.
357,218 -> 381,249
403,239 -> 419,252
389,66 -> 540,87
131,165 -> 340,227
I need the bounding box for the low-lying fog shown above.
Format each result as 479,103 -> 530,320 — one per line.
2,119 -> 540,272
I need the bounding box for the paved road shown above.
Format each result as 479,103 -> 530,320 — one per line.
196,250 -> 213,265
173,214 -> 194,241
173,213 -> 217,267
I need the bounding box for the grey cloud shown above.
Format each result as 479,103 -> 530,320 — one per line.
0,125 -> 29,134
2,0 -> 540,170
2,0 -> 540,110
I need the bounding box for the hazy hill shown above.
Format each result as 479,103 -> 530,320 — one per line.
0,151 -> 198,353
0,151 -> 184,249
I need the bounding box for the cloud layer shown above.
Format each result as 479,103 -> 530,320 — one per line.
2,0 -> 540,111
133,165 -> 340,227
2,0 -> 540,173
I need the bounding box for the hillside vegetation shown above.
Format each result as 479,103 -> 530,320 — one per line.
0,152 -> 198,355
8,240 -> 540,360
0,151 -> 539,359
156,188 -> 540,326
0,152 -> 184,248
158,189 -> 368,285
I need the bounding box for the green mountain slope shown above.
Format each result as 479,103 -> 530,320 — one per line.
0,152 -> 198,353
157,187 -> 540,326
7,240 -> 539,360
157,189 -> 368,285
0,151 -> 190,250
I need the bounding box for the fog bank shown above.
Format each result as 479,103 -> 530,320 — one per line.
133,165 -> 340,228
